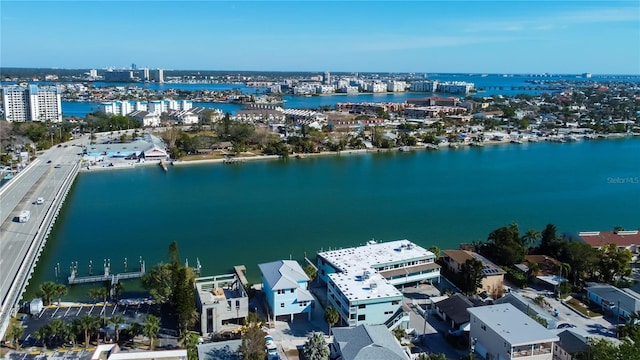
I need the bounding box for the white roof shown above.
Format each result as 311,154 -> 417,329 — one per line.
329,271 -> 402,302
468,303 -> 559,346
318,239 -> 434,273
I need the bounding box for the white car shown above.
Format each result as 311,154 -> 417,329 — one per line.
36,197 -> 44,205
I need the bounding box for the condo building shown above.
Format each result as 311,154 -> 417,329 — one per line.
317,239 -> 440,328
1,85 -> 62,122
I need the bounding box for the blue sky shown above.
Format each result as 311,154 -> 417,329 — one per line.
1,1 -> 639,74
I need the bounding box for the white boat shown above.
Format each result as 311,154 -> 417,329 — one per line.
564,135 -> 579,142
510,139 -> 523,144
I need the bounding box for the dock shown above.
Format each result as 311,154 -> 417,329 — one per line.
233,265 -> 249,288
67,258 -> 146,297
160,159 -> 168,171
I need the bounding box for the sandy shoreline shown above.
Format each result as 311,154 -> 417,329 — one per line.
78,134 -> 634,173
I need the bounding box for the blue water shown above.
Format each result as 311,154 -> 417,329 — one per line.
24,138 -> 640,300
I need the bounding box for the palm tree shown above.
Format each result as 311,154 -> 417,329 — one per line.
559,262 -> 572,279
143,314 -> 160,350
53,283 -> 67,306
324,306 -> 340,335
108,315 -> 126,343
179,331 -> 200,360
522,229 -> 541,249
6,322 -> 24,349
39,281 -> 59,306
89,287 -> 109,324
74,315 -> 99,349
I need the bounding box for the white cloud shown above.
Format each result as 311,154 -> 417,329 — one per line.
462,6 -> 639,33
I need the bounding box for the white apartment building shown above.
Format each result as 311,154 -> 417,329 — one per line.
316,85 -> 336,94
437,81 -> 474,94
387,81 -> 407,92
317,240 -> 440,328
148,99 -> 192,115
364,82 -> 388,93
2,85 -> 62,122
410,80 -> 439,92
99,101 -> 148,116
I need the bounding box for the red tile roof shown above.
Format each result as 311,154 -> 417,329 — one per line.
578,231 -> 640,247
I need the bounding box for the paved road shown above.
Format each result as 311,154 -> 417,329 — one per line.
0,138 -> 86,336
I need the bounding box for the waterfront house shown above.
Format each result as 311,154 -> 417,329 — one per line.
442,249 -> 505,295
257,260 -> 314,322
574,230 -> 640,266
468,303 -> 559,360
330,324 -> 411,360
585,283 -> 640,321
195,274 -> 248,336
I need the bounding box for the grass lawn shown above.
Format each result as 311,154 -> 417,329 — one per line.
566,297 -> 603,318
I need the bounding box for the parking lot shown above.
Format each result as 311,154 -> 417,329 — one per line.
19,301 -> 165,348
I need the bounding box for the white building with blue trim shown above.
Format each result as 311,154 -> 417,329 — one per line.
317,239 -> 440,329
258,260 -> 314,322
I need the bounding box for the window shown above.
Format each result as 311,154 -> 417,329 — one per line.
280,303 -> 284,308
384,311 -> 393,315
290,289 -> 294,293
392,301 -> 400,305
350,314 -> 355,319
481,325 -> 486,331
357,314 -> 366,321
358,304 -> 366,309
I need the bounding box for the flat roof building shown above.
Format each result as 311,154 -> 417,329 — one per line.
195,274 -> 248,336
468,303 -> 559,360
318,239 -> 439,329
2,85 -> 62,122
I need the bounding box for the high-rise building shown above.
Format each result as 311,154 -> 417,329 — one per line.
143,68 -> 150,81
1,85 -> 62,122
89,69 -> 98,78
131,63 -> 137,70
323,71 -> 331,85
154,69 -> 164,83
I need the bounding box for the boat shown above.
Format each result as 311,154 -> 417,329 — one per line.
425,144 -> 439,151
564,135 -> 579,142
448,143 -> 460,149
469,142 -> 484,147
399,146 -> 412,152
159,159 -> 168,172
528,137 -> 539,143
510,139 -> 523,144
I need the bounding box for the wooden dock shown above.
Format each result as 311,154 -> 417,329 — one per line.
233,265 -> 249,287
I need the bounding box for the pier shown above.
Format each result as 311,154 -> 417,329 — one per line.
223,157 -> 244,164
67,257 -> 146,290
233,265 -> 249,288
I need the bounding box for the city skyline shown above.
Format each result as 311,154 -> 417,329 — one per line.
1,1 -> 639,75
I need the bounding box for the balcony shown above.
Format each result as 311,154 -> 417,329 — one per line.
510,343 -> 553,358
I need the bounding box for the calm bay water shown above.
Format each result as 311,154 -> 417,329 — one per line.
24,138 -> 640,300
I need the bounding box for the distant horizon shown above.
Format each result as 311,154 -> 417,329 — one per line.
1,67 -> 639,77
1,1 -> 638,74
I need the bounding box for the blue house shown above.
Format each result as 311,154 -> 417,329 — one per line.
258,260 -> 314,322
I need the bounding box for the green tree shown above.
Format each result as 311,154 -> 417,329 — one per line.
141,263 -> 173,303
38,281 -> 57,306
324,306 -> 340,335
74,314 -> 100,349
522,229 -> 540,249
302,332 -> 330,360
89,286 -> 109,325
5,320 -> 24,349
240,323 -> 266,360
597,244 -> 632,283
53,283 -> 67,305
143,314 -> 160,351
460,258 -> 486,295
539,224 -> 563,257
179,331 -> 200,360
485,223 -> 525,266
304,265 -> 318,283
108,315 -> 126,343
584,337 -> 619,360
428,246 -> 442,260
